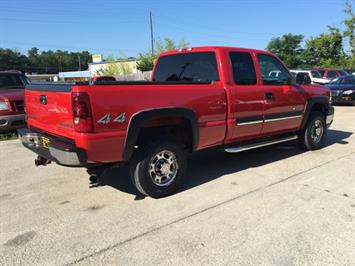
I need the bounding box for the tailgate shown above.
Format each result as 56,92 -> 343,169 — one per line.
25,83 -> 74,136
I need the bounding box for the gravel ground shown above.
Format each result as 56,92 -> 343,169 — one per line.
0,106 -> 354,265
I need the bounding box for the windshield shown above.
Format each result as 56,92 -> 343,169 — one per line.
0,74 -> 29,89
153,52 -> 219,82
311,71 -> 322,78
329,78 -> 340,84
329,76 -> 355,85
339,70 -> 348,76
340,76 -> 355,84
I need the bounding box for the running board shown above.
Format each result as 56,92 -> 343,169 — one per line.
224,135 -> 298,153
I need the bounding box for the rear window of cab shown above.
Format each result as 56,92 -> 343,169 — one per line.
153,52 -> 219,82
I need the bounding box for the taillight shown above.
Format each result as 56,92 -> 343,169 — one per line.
0,97 -> 10,112
72,92 -> 93,133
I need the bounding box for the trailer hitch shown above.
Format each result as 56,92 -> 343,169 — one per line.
34,156 -> 51,166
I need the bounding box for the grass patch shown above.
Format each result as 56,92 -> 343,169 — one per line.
0,133 -> 18,141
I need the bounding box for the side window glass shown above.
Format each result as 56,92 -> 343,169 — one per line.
257,54 -> 291,85
229,52 -> 257,85
328,71 -> 337,78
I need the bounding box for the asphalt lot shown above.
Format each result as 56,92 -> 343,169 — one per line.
0,106 -> 354,265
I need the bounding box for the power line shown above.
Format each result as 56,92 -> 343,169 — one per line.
0,17 -> 145,25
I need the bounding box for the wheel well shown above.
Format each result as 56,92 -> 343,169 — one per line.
136,117 -> 193,151
310,103 -> 327,116
301,97 -> 330,130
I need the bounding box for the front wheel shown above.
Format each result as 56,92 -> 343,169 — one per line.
129,139 -> 187,198
298,111 -> 326,150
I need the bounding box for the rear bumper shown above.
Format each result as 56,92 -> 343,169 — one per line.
0,114 -> 26,132
331,95 -> 355,104
326,106 -> 334,128
18,128 -> 87,167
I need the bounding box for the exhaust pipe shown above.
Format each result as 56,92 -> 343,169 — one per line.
35,156 -> 51,166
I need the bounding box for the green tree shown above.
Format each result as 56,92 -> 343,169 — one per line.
136,52 -> 156,72
0,48 -> 30,72
136,38 -> 189,72
301,27 -> 344,68
1,47 -> 92,74
343,0 -> 355,57
155,38 -> 189,54
266,34 -> 304,68
27,47 -> 41,73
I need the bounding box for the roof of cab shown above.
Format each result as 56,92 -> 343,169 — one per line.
158,46 -> 272,57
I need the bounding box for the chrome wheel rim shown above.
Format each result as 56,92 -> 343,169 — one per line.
310,119 -> 324,143
149,150 -> 178,186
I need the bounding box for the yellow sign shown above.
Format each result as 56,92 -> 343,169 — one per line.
92,54 -> 102,63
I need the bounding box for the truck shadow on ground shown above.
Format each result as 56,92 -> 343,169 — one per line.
91,129 -> 352,200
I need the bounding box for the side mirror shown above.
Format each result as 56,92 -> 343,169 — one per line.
296,73 -> 312,85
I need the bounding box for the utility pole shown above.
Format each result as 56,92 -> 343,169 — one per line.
78,55 -> 81,71
150,11 -> 154,55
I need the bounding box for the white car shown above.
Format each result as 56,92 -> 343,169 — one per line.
290,70 -> 330,85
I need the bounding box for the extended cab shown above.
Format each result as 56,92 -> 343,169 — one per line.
0,71 -> 29,133
18,47 -> 334,198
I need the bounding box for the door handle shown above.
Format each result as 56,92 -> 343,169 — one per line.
265,92 -> 274,100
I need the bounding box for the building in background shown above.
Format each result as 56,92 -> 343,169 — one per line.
26,74 -> 58,82
58,70 -> 91,82
88,54 -> 139,77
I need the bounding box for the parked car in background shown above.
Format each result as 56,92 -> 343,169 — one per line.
314,68 -> 348,80
326,75 -> 355,106
290,70 -> 330,85
344,69 -> 355,75
0,71 -> 29,133
90,76 -> 116,84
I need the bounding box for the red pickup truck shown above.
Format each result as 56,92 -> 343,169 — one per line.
18,46 -> 334,198
0,71 -> 28,133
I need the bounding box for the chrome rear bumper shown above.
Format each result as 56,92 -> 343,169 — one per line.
18,128 -> 87,167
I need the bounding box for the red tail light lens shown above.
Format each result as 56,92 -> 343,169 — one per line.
72,92 -> 93,133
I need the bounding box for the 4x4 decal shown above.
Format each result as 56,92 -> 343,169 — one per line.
97,112 -> 126,124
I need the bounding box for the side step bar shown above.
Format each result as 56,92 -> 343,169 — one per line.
224,135 -> 298,153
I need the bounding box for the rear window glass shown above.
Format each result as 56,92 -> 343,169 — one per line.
96,77 -> 116,83
230,52 -> 257,85
0,74 -> 28,89
153,52 -> 219,82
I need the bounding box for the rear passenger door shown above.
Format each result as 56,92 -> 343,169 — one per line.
257,54 -> 306,135
228,51 -> 265,142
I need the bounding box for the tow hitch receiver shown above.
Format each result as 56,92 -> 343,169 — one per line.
35,156 -> 51,166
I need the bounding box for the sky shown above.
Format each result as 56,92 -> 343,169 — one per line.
0,0 -> 350,58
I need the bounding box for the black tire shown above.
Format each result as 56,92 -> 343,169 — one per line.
129,139 -> 188,198
298,111 -> 326,150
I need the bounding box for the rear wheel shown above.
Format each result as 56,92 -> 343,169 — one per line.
129,139 -> 187,198
298,111 -> 326,150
